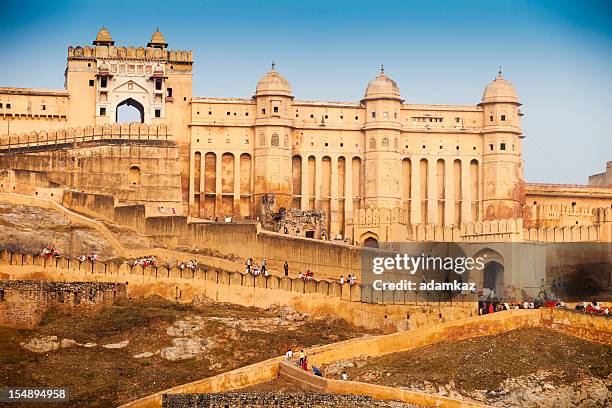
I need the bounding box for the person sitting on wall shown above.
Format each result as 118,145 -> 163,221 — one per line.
246,257 -> 252,274
341,371 -> 348,381
340,275 -> 345,285
261,258 -> 267,274
349,276 -> 357,286
298,272 -> 304,280
305,270 -> 314,280
312,366 -> 322,377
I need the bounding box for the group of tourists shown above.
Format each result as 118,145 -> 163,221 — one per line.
40,245 -> 60,258
284,349 -> 347,380
245,257 -> 269,277
339,275 -> 357,286
298,270 -> 315,280
133,256 -> 157,268
577,301 -> 610,316
179,259 -> 199,272
77,252 -> 99,263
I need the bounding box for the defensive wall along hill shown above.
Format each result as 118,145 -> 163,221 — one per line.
0,249 -> 475,331
1,185 -> 610,287
118,308 -> 612,408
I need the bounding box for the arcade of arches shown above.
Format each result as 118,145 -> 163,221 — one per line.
190,152 -> 481,238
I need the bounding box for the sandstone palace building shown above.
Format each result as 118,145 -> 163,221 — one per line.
1,28 -> 611,249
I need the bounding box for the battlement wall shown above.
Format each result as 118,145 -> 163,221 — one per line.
0,250 -> 475,332
68,45 -> 192,63
0,122 -> 172,150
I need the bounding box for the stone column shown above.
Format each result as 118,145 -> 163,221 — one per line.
410,157 -> 421,225
461,158 -> 472,224
427,158 -> 437,225
199,152 -> 206,218
345,156 -> 353,222
188,150 -> 195,215
233,154 -> 241,218
315,155 -> 322,209
330,155 -> 339,238
301,156 -> 308,210
215,152 -> 222,218
445,158 -> 455,227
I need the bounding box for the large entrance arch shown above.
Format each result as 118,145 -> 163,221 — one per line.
471,247 -> 505,299
116,98 -> 145,123
483,261 -> 504,297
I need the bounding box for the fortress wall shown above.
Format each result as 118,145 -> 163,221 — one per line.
0,279 -> 126,328
0,126 -> 183,211
279,363 -> 488,408
120,308 -> 609,408
305,308 -> 612,370
0,250 -> 476,331
62,190 -> 116,222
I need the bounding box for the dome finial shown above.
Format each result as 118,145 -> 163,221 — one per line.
271,60 -> 276,71
380,64 -> 385,74
498,66 -> 503,77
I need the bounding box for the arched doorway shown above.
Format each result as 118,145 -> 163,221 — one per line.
116,98 -> 145,123
128,166 -> 141,186
363,237 -> 379,248
483,261 -> 504,297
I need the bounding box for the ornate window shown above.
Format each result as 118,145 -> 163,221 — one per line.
284,134 -> 289,147
382,137 -> 389,147
369,138 -> 376,149
271,133 -> 279,147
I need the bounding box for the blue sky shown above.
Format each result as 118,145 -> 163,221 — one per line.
1,0 -> 611,183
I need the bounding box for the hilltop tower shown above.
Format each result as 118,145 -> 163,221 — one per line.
253,63 -> 294,214
362,66 -> 403,210
479,69 -> 524,220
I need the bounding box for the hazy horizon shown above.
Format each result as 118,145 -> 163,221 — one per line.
1,0 -> 611,184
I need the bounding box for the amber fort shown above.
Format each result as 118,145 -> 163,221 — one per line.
0,27 -> 611,408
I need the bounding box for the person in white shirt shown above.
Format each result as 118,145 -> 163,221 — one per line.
341,371 -> 348,381
285,349 -> 293,361
340,276 -> 345,285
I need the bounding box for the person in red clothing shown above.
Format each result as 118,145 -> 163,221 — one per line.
301,356 -> 308,371
488,303 -> 494,314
